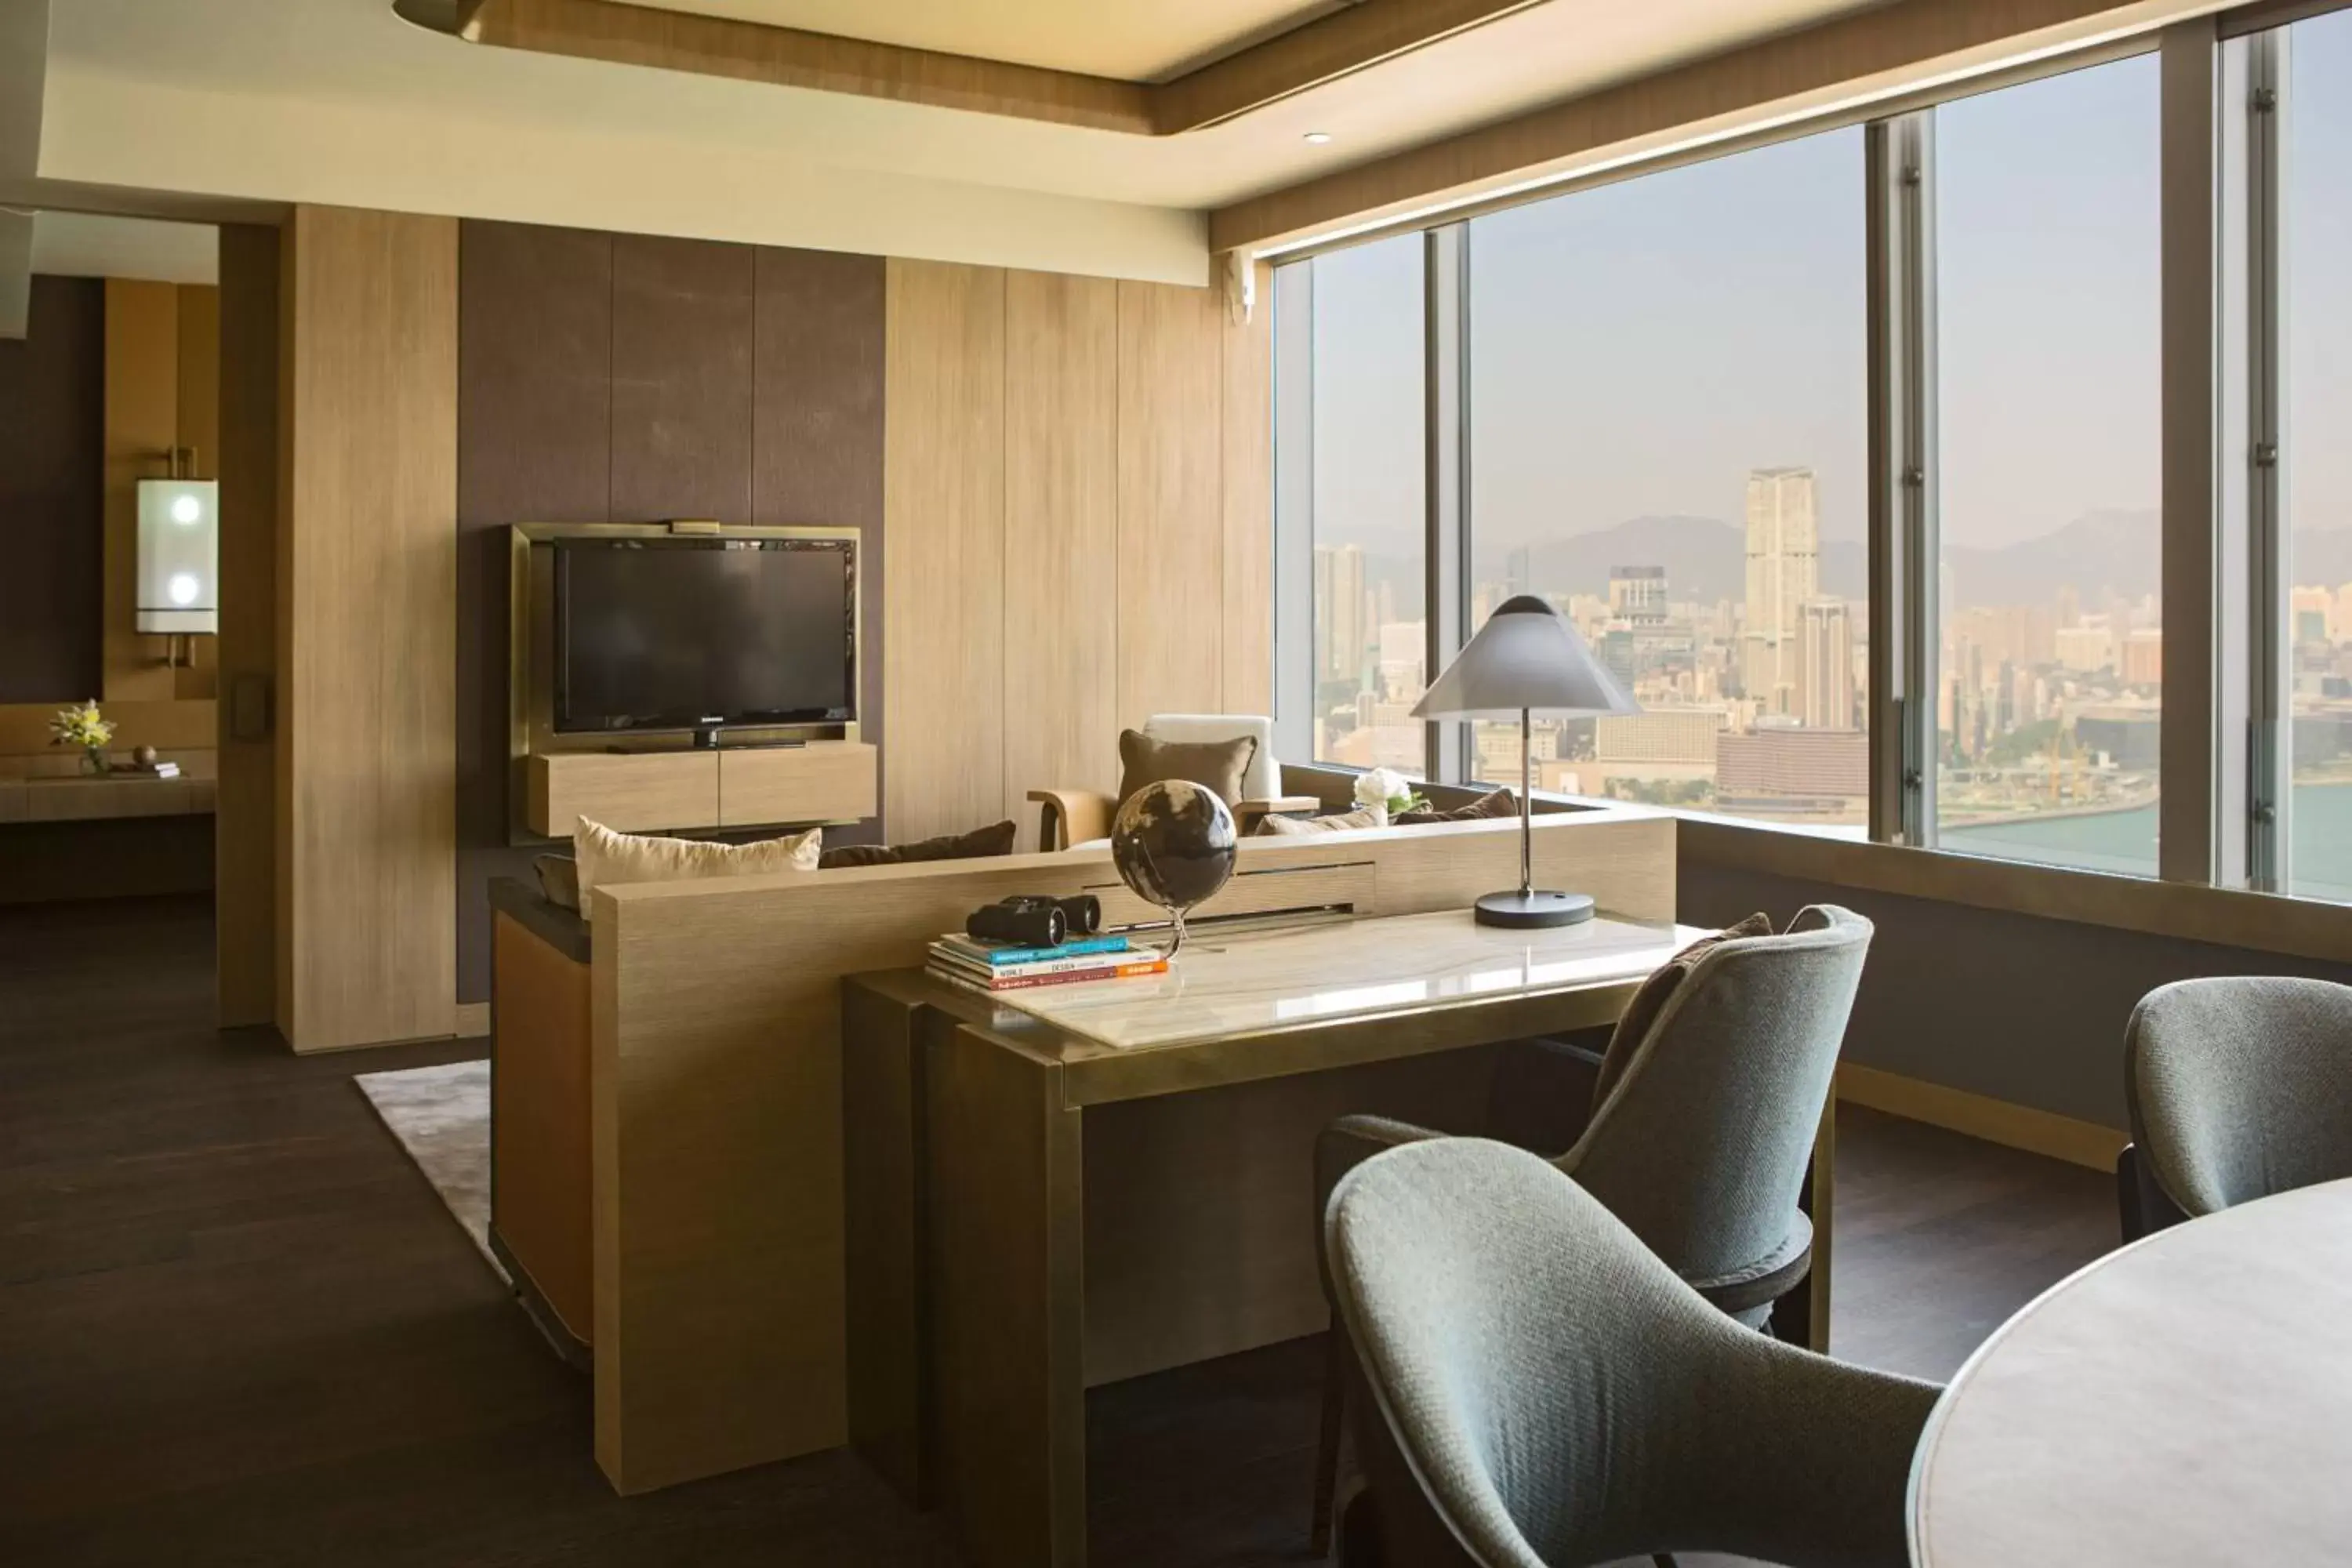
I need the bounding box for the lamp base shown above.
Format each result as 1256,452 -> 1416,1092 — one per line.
1472,889 -> 1595,929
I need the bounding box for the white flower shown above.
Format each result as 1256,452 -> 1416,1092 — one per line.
1353,768 -> 1410,811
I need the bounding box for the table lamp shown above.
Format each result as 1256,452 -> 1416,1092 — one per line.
1410,594 -> 1639,927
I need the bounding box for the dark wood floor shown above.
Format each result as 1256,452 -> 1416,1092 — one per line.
1,895 -> 2117,1566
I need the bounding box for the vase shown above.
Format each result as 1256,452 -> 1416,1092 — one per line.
82,745 -> 107,775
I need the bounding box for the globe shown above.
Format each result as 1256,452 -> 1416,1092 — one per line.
1110,780 -> 1236,954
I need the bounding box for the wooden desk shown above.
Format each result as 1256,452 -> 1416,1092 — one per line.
1911,1177 -> 2352,1568
844,910 -> 1807,1568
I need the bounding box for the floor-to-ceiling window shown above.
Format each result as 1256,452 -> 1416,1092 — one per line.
1292,234 -> 1428,775
2282,8 -> 2352,901
1465,129 -> 1868,823
1931,56 -> 2165,874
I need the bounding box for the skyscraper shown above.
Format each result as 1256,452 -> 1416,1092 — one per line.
1798,596 -> 1855,729
1504,546 -> 1531,602
1608,565 -> 1668,624
1742,467 -> 1820,716
1312,543 -> 1366,687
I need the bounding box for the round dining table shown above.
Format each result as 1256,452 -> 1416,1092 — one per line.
1910,1175 -> 2352,1567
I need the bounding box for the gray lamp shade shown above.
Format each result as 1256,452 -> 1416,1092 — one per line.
1411,595 -> 1638,720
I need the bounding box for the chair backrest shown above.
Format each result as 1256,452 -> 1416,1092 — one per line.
1325,1138 -> 1937,1568
1563,905 -> 1870,1293
1142,713 -> 1279,801
2126,976 -> 2352,1218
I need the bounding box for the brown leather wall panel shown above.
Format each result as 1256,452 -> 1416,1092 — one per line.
609,234 -> 753,524
0,276 -> 105,703
454,223 -> 889,1001
457,220 -> 615,1004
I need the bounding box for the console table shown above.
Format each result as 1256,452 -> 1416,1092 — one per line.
841,909 -> 1824,1568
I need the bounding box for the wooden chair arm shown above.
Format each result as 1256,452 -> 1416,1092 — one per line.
1026,788 -> 1114,851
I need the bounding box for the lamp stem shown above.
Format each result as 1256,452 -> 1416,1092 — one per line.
1519,706 -> 1534,899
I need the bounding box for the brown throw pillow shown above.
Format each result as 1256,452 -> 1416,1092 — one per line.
1394,788 -> 1519,826
818,818 -> 1017,869
1254,807 -> 1385,836
534,853 -> 581,911
1116,729 -> 1258,814
1590,913 -> 1775,1110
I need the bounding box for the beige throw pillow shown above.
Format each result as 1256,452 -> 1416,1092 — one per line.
572,817 -> 822,922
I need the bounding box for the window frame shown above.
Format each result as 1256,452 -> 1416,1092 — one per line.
1266,2 -> 2352,935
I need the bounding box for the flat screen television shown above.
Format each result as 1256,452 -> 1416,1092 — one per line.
553,536 -> 856,735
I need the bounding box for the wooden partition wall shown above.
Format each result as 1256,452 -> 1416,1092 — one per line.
883,259 -> 1271,848
276,205 -> 459,1052
215,224 -> 279,1029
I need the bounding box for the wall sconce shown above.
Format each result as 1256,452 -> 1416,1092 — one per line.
137,475 -> 219,636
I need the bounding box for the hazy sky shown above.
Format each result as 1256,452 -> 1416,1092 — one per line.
1305,19 -> 2350,568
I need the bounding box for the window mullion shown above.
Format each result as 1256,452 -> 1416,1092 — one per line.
2245,29 -> 2291,891
1867,112 -> 1937,847
1423,224 -> 1469,785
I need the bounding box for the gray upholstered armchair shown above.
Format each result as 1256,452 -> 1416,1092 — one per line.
2118,976 -> 2352,1242
1311,906 -> 1871,1552
1325,1138 -> 1940,1568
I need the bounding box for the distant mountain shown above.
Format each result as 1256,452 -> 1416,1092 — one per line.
1521,515 -> 1748,604
1518,514 -> 1864,606
1380,510 -> 2350,619
1947,509 -> 2158,607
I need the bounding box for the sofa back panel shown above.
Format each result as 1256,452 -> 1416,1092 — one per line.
585,806 -> 1675,1492
492,910 -> 594,1348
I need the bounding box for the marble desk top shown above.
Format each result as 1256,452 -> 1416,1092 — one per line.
987,909 -> 1700,1053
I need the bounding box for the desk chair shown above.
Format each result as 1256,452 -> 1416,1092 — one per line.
1325,1138 -> 1938,1568
2117,976 -> 2352,1243
1311,906 -> 1872,1553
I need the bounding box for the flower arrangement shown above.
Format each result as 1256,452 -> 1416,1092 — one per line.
1352,766 -> 1428,822
50,700 -> 114,775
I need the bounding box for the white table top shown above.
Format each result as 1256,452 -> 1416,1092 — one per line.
1911,1176 -> 2352,1568
989,909 -> 1697,1051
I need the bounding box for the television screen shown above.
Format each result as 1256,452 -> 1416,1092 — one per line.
554,538 -> 855,732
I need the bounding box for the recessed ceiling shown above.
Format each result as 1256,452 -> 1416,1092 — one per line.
33,0 -> 1893,280
625,0 -> 1348,81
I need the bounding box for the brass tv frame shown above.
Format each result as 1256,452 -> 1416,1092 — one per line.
507,521 -> 863,843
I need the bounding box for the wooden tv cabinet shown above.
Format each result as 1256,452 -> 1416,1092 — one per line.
524,741 -> 876,836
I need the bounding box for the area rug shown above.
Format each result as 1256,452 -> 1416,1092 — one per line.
354,1059 -> 508,1284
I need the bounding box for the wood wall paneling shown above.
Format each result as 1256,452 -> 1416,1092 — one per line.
279,205 -> 459,1052
1002,269 -> 1119,846
0,275 -> 103,703
882,258 -> 1005,844
456,220 -> 615,1004
216,224 -> 280,1029
1115,281 -> 1226,728
173,284 -> 222,700
1220,263 -> 1274,719
609,234 -> 753,524
753,245 -> 887,844
102,278 -> 180,702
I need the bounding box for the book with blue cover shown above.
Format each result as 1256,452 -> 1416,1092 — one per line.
934,932 -> 1130,967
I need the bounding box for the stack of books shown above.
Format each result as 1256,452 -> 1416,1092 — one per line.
926,931 -> 1167,993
